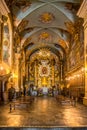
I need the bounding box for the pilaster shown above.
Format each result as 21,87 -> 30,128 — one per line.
0,0 -> 10,16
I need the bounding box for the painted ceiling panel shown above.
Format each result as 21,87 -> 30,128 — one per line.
16,2 -> 46,20
52,3 -> 77,22
22,28 -> 67,46
23,5 -> 70,30
5,0 -> 82,60
21,27 -> 69,49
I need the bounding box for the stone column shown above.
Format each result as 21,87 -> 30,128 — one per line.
0,14 -> 2,62
35,60 -> 38,86
28,61 -> 30,82
21,51 -> 26,90
60,63 -> 63,81
25,63 -> 28,81
14,53 -> 20,93
77,0 -> 87,105
83,21 -> 87,105
52,65 -> 55,86
18,60 -> 21,91
0,81 -> 2,101
2,80 -> 5,92
2,80 -> 8,103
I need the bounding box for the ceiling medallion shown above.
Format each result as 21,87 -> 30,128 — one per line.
39,12 -> 55,23
39,32 -> 50,40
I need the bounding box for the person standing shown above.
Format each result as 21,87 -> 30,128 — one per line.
8,86 -> 15,101
23,86 -> 26,96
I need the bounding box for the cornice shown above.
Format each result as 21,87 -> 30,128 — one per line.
65,62 -> 84,77
0,0 -> 10,16
77,0 -> 87,18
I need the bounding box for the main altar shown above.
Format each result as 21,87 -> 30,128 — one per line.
25,48 -> 61,88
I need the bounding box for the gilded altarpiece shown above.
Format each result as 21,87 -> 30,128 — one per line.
29,59 -> 60,88
38,60 -> 51,87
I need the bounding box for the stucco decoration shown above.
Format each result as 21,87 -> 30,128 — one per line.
39,12 -> 55,24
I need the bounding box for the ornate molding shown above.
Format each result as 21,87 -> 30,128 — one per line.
0,0 -> 10,16
77,0 -> 87,19
83,19 -> 87,29
65,19 -> 83,42
77,0 -> 87,29
39,12 -> 55,24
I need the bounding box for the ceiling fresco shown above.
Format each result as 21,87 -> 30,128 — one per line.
5,0 -> 82,61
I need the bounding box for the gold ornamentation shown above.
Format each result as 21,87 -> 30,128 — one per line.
39,32 -> 50,40
18,20 -> 29,32
65,21 -> 75,35
39,12 -> 54,23
58,39 -> 67,48
0,62 -> 10,75
38,48 -> 50,58
23,37 -> 32,47
65,19 -> 83,42
29,62 -> 34,77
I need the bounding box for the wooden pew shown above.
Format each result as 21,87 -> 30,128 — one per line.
56,95 -> 71,105
9,96 -> 34,112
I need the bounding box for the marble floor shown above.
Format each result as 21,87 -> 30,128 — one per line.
0,96 -> 87,127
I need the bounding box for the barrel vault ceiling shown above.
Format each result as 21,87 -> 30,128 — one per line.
5,0 -> 82,60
